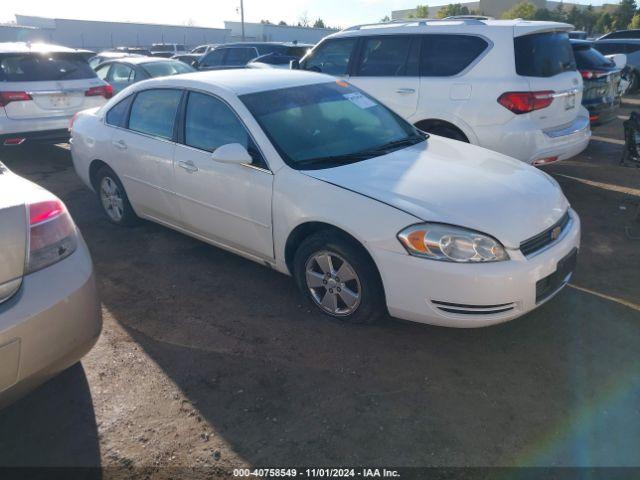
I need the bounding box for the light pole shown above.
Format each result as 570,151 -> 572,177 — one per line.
240,0 -> 245,42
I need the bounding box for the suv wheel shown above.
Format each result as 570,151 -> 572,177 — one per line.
293,231 -> 386,324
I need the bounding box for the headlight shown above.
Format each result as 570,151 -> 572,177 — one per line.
397,223 -> 509,263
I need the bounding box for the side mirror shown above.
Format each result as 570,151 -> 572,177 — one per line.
211,143 -> 252,165
290,59 -> 300,70
606,53 -> 627,70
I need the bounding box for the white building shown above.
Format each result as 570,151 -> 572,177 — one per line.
224,21 -> 337,44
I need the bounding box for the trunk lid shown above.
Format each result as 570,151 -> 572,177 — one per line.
0,166 -> 27,305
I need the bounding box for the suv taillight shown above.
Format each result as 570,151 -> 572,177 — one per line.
27,197 -> 78,274
580,70 -> 608,80
85,85 -> 113,99
0,91 -> 32,107
497,91 -> 554,114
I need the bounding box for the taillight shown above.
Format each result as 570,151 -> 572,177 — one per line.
497,91 -> 554,114
27,197 -> 77,274
0,91 -> 32,107
580,70 -> 608,80
85,85 -> 113,99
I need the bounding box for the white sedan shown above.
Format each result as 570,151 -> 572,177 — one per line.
70,69 -> 580,327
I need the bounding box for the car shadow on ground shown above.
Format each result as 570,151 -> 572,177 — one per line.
0,363 -> 101,468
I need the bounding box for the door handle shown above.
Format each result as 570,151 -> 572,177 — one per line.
396,88 -> 416,94
177,160 -> 198,173
112,139 -> 127,150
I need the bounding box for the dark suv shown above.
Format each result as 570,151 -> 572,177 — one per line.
197,43 -> 311,71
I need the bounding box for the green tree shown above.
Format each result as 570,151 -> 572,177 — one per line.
278,20 -> 287,26
615,0 -> 637,29
501,1 -> 537,19
534,7 -> 553,20
380,15 -> 391,22
630,12 -> 640,27
596,11 -> 613,33
313,18 -> 326,28
408,5 -> 430,18
436,4 -> 470,18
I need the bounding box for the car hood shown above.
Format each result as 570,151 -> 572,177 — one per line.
301,136 -> 569,249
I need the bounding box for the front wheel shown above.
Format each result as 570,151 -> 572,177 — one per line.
293,231 -> 386,324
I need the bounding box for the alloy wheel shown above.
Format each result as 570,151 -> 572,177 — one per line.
305,251 -> 362,316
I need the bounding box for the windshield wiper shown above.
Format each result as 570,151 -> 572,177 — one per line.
369,134 -> 427,154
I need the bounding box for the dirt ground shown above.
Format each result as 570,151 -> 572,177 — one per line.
0,96 -> 639,475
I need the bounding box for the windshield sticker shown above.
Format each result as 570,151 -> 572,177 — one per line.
343,92 -> 377,109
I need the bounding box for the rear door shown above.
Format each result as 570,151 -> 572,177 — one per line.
348,35 -> 420,119
513,30 -> 584,130
224,47 -> 259,68
0,52 -> 106,120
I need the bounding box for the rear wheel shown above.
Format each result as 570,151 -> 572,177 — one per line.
423,125 -> 468,142
96,167 -> 138,226
293,231 -> 386,324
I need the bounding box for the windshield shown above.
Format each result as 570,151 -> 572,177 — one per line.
240,81 -> 426,170
142,61 -> 195,77
0,52 -> 97,81
151,45 -> 174,52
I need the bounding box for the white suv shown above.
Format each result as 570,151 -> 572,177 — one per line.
0,42 -> 112,146
298,19 -> 591,165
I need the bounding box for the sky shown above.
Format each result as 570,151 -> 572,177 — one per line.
0,0 -> 612,30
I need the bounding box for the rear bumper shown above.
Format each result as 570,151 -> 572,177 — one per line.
0,236 -> 101,408
0,128 -> 70,145
583,97 -> 621,125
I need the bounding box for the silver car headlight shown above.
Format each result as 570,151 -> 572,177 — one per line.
397,223 -> 509,263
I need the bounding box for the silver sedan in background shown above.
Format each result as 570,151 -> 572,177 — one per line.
0,162 -> 101,408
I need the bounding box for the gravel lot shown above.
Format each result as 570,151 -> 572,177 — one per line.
0,97 -> 639,473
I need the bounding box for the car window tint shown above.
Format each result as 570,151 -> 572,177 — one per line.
420,35 -> 488,76
106,95 -> 133,127
95,64 -> 111,80
110,63 -> 135,82
128,89 -> 182,139
573,46 -> 614,69
142,61 -> 194,77
627,43 -> 640,53
184,91 -> 265,166
0,52 -> 96,81
225,48 -> 257,66
355,36 -> 416,77
514,32 -> 576,77
303,39 -> 357,75
202,49 -> 225,66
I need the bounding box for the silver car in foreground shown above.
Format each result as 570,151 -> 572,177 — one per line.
0,162 -> 101,408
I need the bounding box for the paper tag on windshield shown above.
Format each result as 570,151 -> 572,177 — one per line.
343,92 -> 377,109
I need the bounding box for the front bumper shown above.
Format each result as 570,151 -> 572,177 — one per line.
374,209 -> 581,328
0,236 -> 101,407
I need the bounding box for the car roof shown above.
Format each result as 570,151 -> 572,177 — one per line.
132,69 -> 334,96
595,38 -> 640,43
0,41 -> 78,54
330,19 -> 572,38
103,56 -> 182,65
570,39 -> 593,47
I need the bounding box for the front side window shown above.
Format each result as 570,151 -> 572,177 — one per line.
201,49 -> 225,67
128,89 -> 182,140
106,95 -> 133,127
0,52 -> 97,82
183,91 -> 264,166
514,32 -> 576,77
420,35 -> 488,76
225,48 -> 258,66
141,61 -> 194,77
355,36 -> 417,77
302,39 -> 357,76
241,81 -> 425,170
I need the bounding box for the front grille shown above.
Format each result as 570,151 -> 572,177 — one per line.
536,248 -> 578,303
431,300 -> 515,316
520,211 -> 570,257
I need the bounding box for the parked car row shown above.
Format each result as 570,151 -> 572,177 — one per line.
2,17 -> 633,408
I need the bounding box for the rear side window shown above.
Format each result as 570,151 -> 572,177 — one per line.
355,36 -> 418,77
0,52 -> 97,82
106,95 -> 133,127
303,39 -> 357,75
128,89 -> 182,139
142,61 -> 193,77
514,32 -> 576,77
606,31 -> 640,39
420,35 -> 488,76
573,46 -> 614,69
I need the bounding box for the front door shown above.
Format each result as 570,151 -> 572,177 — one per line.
172,91 -> 274,259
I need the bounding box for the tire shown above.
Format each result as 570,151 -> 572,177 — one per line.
95,166 -> 138,226
422,125 -> 468,142
293,230 -> 386,324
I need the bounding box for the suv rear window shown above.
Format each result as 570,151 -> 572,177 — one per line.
573,45 -> 615,70
0,52 -> 97,82
420,35 -> 488,76
514,32 -> 576,77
